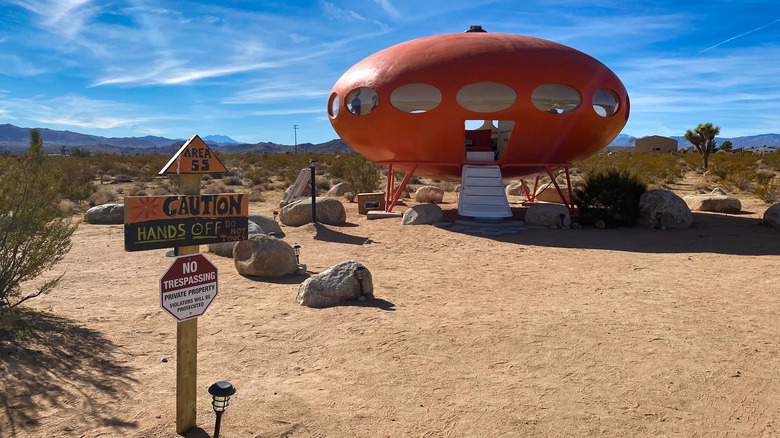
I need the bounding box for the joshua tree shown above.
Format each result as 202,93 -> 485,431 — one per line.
720,140 -> 733,152
684,123 -> 720,169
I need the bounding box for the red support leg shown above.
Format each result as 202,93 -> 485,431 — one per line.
386,165 -> 417,212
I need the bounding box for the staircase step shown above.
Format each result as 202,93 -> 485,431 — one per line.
459,165 -> 512,218
463,186 -> 506,195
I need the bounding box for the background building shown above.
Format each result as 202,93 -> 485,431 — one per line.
635,135 -> 678,153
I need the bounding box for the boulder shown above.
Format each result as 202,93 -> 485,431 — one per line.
233,235 -> 298,277
402,204 -> 443,225
638,189 -> 692,229
683,195 -> 742,213
534,186 -> 571,204
415,186 -> 444,204
248,214 -> 283,236
208,221 -> 264,257
280,197 -> 346,226
296,261 -> 373,308
505,181 -> 529,196
84,203 -> 124,224
525,203 -> 570,228
763,203 -> 780,228
327,182 -> 351,197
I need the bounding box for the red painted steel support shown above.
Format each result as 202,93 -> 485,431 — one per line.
386,165 -> 417,212
543,166 -> 576,217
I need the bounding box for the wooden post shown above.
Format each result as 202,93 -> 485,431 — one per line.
176,174 -> 200,435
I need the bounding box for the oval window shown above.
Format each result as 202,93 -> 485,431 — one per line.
457,82 -> 516,113
390,84 -> 442,113
531,84 -> 581,114
346,87 -> 378,116
592,88 -> 620,117
328,93 -> 339,117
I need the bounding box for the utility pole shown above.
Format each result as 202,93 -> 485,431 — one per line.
293,124 -> 299,154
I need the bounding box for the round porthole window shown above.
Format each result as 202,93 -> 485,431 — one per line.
531,84 -> 581,114
390,84 -> 442,113
346,87 -> 378,116
328,93 -> 339,117
456,82 -> 516,113
593,88 -> 620,117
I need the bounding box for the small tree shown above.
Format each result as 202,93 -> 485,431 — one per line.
574,169 -> 647,227
720,140 -> 733,152
684,123 -> 720,169
0,129 -> 78,318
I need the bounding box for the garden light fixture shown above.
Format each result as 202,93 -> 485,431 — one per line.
208,381 -> 236,438
355,266 -> 366,298
293,245 -> 301,264
273,210 -> 278,222
655,212 -> 663,230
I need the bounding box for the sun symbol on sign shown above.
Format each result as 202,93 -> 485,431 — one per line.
130,196 -> 165,222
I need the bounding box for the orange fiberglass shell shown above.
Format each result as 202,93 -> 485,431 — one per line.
328,31 -> 629,181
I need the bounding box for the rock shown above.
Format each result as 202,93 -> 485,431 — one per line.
683,195 -> 742,213
414,185 -> 444,203
402,204 -> 443,225
208,221 -> 264,257
279,197 -> 346,226
327,182 -> 351,197
279,184 -> 312,208
296,261 -> 373,308
763,203 -> 780,228
525,203 -> 570,228
84,203 -> 124,224
248,214 -> 284,236
505,181 -> 529,196
534,186 -> 571,204
638,189 -> 692,229
233,235 -> 298,277
711,187 -> 727,196
594,219 -> 606,229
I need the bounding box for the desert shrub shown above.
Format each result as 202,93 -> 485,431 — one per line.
248,190 -> 264,202
0,130 -> 78,317
88,186 -> 119,206
574,153 -> 682,187
573,169 -> 647,227
202,181 -> 228,194
50,156 -> 97,202
246,166 -> 271,185
223,175 -> 242,186
315,176 -> 331,191
334,155 -> 381,200
755,179 -> 780,203
344,192 -> 356,202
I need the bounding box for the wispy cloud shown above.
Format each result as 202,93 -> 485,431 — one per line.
223,82 -> 329,104
374,0 -> 400,18
319,0 -> 368,22
698,18 -> 780,54
10,0 -> 98,39
250,108 -> 324,116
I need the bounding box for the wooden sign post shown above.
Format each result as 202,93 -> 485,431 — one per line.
176,173 -> 200,435
122,134 -> 243,436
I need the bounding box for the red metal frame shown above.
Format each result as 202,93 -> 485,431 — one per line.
377,162 -> 576,217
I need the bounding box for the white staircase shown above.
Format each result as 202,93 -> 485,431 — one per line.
458,165 -> 512,218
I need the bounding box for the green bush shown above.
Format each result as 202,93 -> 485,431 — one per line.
332,154 -> 381,200
574,152 -> 682,187
574,169 -> 647,227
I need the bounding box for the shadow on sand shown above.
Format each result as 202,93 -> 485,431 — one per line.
313,223 -> 379,245
331,297 -> 396,311
441,208 -> 779,256
0,310 -> 138,436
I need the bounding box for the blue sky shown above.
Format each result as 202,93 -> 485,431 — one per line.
1,1 -> 778,144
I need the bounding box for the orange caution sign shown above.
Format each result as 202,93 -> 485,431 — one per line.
159,134 -> 228,175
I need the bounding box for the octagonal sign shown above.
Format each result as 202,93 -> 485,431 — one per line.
160,253 -> 218,322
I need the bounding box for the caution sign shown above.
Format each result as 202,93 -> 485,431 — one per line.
124,193 -> 249,252
159,134 -> 228,175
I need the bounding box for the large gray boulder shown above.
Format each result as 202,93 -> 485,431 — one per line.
638,189 -> 692,229
505,181 -> 529,196
415,186 -> 444,204
683,194 -> 742,213
233,235 -> 298,277
296,261 -> 373,308
279,197 -> 346,226
525,203 -> 570,228
763,203 -> 780,228
327,182 -> 351,197
208,221 -> 264,257
84,203 -> 124,224
402,204 -> 443,225
248,214 -> 283,236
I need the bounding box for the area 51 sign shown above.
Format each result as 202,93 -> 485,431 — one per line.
160,254 -> 218,322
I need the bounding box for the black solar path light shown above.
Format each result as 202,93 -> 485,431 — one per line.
655,212 -> 663,230
273,210 -> 278,222
208,381 -> 236,438
355,266 -> 366,299
293,245 -> 301,265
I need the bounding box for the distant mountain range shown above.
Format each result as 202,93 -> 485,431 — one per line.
608,133 -> 780,149
0,124 -> 352,155
1,123 -> 777,155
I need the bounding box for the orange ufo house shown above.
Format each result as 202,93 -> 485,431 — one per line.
328,26 -> 629,218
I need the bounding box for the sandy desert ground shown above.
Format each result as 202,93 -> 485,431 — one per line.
1,184 -> 779,438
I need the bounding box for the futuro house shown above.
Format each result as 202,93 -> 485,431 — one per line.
328,26 -> 628,217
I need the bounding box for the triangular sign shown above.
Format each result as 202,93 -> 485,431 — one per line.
159,134 -> 228,175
